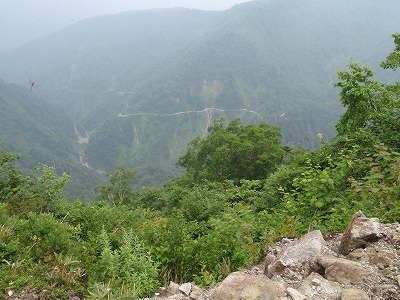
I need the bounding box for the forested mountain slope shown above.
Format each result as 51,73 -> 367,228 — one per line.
0,0 -> 399,187
0,17 -> 399,298
0,80 -> 104,200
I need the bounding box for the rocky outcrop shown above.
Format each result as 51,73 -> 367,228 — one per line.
148,211 -> 400,300
210,272 -> 286,300
265,230 -> 326,278
339,211 -> 381,255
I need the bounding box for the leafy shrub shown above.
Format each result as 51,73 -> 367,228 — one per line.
139,210 -> 196,284
87,281 -> 137,300
177,118 -> 284,183
348,144 -> 400,222
90,229 -> 160,298
0,209 -> 85,298
15,213 -> 75,261
194,204 -> 264,285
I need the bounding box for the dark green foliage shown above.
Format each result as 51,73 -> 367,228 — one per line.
90,229 -> 160,298
335,62 -> 400,148
178,118 -> 284,183
0,80 -> 105,201
15,213 -> 76,261
138,210 -> 196,283
0,146 -> 23,202
1,0 -> 400,192
273,34 -> 400,233
348,144 -> 400,222
0,205 -> 86,298
381,33 -> 400,70
335,62 -> 378,134
193,204 -> 264,284
1,12 -> 400,299
0,146 -> 70,213
95,164 -> 136,205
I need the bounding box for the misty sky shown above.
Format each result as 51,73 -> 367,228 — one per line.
0,0 -> 250,51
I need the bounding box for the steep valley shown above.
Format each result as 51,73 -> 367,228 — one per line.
1,0 -> 400,196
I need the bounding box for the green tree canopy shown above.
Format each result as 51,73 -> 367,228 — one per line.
177,118 -> 285,183
0,145 -> 69,213
95,163 -> 136,205
334,60 -> 400,148
381,33 -> 400,70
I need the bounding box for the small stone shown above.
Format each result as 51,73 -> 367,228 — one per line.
287,287 -> 306,300
318,256 -> 372,284
190,285 -> 205,300
368,251 -> 392,269
263,254 -> 276,274
266,230 -> 325,278
347,248 -> 369,262
298,273 -> 341,298
158,282 -> 180,297
372,284 -> 398,293
341,288 -> 370,300
372,284 -> 400,300
210,272 -> 286,300
311,278 -> 321,286
339,211 -> 381,255
265,254 -> 276,265
169,281 -> 180,290
282,237 -> 294,244
179,282 -> 192,296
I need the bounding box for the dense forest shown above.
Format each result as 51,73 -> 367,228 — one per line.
1,0 -> 400,200
0,80 -> 105,200
0,33 -> 399,298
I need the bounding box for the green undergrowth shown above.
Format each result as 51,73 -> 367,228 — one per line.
1,33 -> 400,299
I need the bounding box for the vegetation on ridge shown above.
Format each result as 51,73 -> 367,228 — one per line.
2,0 -> 400,197
0,28 -> 399,300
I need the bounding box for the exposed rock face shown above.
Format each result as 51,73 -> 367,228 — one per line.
339,211 -> 381,255
286,287 -> 306,300
178,282 -> 192,296
297,273 -> 342,299
340,288 -> 370,300
210,272 -> 286,300
265,230 -> 326,278
317,256 -> 372,284
147,211 -> 400,300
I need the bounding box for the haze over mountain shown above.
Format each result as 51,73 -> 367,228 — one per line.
0,0 -> 249,51
0,79 -> 104,200
1,0 -> 400,197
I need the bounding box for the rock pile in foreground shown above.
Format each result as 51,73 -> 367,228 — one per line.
148,211 -> 400,300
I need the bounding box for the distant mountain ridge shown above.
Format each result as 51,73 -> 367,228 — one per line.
1,0 -> 400,190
